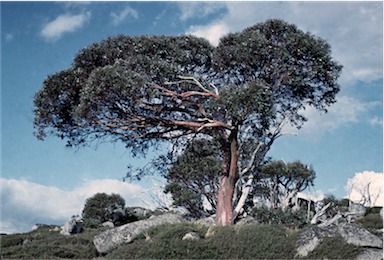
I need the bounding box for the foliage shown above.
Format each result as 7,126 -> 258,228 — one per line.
258,160 -> 316,209
33,18 -> 342,158
164,138 -> 221,217
0,226 -> 101,259
306,235 -> 362,259
251,206 -> 308,229
106,223 -> 298,259
322,194 -> 350,215
82,193 -> 126,225
1,220 -> 374,259
33,19 -> 342,225
357,211 -> 383,234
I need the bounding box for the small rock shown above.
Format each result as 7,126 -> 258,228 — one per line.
102,221 -> 114,228
348,202 -> 366,218
182,232 -> 200,241
49,226 -> 60,232
60,216 -> 83,236
235,216 -> 258,225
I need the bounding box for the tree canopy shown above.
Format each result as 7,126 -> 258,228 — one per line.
258,160 -> 316,209
34,19 -> 342,225
82,193 -> 125,224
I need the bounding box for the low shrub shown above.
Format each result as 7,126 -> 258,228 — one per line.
357,212 -> 383,234
306,235 -> 362,259
251,206 -> 308,229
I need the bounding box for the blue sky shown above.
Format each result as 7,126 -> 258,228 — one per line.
1,1 -> 383,233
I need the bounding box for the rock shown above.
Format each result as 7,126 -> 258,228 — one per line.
195,215 -> 216,226
93,212 -> 184,254
49,226 -> 60,232
182,232 -> 200,241
235,216 -> 258,225
356,248 -> 383,260
31,225 -> 39,231
60,216 -> 83,236
31,223 -> 49,231
296,223 -> 383,257
348,202 -> 366,218
296,225 -> 339,257
337,223 -> 383,248
380,208 -> 383,219
129,207 -> 151,218
102,221 -> 114,228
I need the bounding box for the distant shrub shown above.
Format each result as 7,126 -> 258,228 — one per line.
366,206 -> 382,215
358,212 -> 383,231
82,193 -> 125,226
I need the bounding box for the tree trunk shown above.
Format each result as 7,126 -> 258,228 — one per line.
215,129 -> 238,226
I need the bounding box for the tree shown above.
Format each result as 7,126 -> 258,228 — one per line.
82,192 -> 125,224
164,138 -> 221,217
258,160 -> 316,210
34,19 -> 342,225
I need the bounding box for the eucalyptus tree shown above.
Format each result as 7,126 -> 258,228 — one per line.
34,19 -> 342,225
258,160 -> 316,210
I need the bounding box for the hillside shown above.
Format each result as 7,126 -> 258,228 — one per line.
1,210 -> 382,259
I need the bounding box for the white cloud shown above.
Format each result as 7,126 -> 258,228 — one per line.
187,22 -> 230,46
345,171 -> 383,207
370,116 -> 383,127
178,2 -> 227,22
0,178 -> 150,234
41,12 -> 91,41
281,95 -> 381,140
110,6 -> 138,26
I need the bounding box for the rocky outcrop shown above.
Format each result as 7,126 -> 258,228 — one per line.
356,248 -> 384,260
296,223 -> 383,257
93,213 -> 184,254
60,216 -> 83,236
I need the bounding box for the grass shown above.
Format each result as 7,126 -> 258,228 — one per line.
1,213 -> 381,259
0,225 -> 103,259
106,223 -> 298,259
306,235 -> 362,259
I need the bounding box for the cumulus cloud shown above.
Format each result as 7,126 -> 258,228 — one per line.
0,178 -> 151,234
187,22 -> 230,46
110,6 -> 138,26
345,171 -> 383,207
41,12 -> 91,41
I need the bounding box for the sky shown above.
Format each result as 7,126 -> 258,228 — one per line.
1,1 -> 383,234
